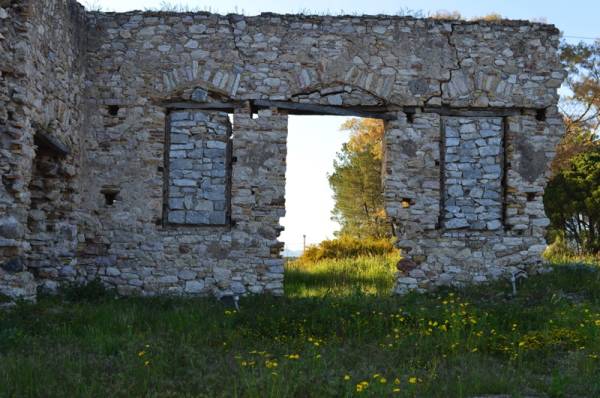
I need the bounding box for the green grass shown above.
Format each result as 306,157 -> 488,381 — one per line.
1,257 -> 600,397
285,254 -> 399,297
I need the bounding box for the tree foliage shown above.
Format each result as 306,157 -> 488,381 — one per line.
544,148 -> 600,253
552,41 -> 600,173
544,41 -> 600,254
328,118 -> 391,239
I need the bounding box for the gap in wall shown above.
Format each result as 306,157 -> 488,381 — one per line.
279,115 -> 353,257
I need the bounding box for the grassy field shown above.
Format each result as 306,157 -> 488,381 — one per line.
1,257 -> 600,397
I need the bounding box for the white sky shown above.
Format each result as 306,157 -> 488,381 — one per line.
280,116 -> 351,252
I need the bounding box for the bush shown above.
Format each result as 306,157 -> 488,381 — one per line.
298,236 -> 399,263
544,233 -> 600,265
62,278 -> 112,302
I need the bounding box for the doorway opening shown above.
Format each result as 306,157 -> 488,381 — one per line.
280,115 -> 399,298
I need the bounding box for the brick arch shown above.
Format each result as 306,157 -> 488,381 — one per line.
293,63 -> 397,103
154,62 -> 241,100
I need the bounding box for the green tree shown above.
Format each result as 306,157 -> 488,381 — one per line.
544,148 -> 600,253
544,40 -> 600,254
552,41 -> 600,174
328,118 -> 391,239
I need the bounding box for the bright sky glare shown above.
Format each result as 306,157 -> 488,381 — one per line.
279,116 -> 351,252
86,0 -> 598,251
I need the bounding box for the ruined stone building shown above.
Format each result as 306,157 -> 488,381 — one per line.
0,0 -> 565,301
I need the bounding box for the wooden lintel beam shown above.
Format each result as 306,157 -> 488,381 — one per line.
163,101 -> 238,111
34,131 -> 70,157
162,100 -> 533,120
253,100 -> 397,120
420,106 -> 523,117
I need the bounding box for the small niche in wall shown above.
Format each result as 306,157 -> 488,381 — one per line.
402,198 -> 412,208
107,105 -> 120,116
526,192 -> 536,202
101,186 -> 120,206
535,108 -> 546,121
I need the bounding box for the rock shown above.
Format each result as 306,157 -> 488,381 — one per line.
0,216 -> 23,239
59,266 -> 76,278
157,275 -> 178,284
191,88 -> 208,102
445,218 -> 469,229
184,280 -> 204,293
486,220 -> 502,230
1,257 -> 24,273
178,270 -> 196,280
397,258 -> 417,273
231,281 -> 246,294
38,280 -> 60,295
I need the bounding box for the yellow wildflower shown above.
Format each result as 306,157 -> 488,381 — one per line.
356,381 -> 369,393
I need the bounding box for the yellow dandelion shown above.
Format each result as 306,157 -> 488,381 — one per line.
344,375 -> 351,381
408,377 -> 418,384
138,351 -> 146,357
356,381 -> 369,393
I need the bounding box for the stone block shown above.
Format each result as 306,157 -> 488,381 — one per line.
185,280 -> 205,293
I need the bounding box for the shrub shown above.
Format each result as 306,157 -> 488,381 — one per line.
544,233 -> 600,265
62,278 -> 112,302
298,235 -> 399,263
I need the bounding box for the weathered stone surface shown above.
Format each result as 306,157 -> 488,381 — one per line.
166,111 -> 231,226
443,118 -> 503,231
0,1 -> 564,301
1,258 -> 24,273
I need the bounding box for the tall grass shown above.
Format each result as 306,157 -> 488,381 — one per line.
286,254 -> 399,297
543,236 -> 600,266
299,235 -> 399,262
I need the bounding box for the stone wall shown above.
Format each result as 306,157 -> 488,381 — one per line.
386,108 -> 564,294
442,117 -> 503,231
165,110 -> 232,226
0,0 -> 565,301
1,0 -> 87,301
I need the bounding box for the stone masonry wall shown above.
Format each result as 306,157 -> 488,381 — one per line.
1,0 -> 565,301
442,117 -> 503,231
166,111 -> 231,226
387,109 -> 563,294
1,0 -> 86,301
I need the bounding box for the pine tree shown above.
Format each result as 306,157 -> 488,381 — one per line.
328,118 -> 392,239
